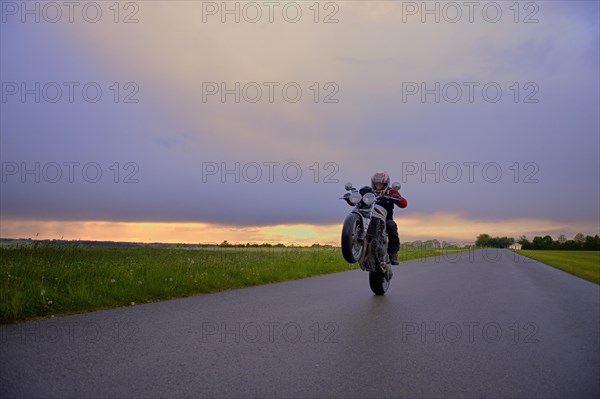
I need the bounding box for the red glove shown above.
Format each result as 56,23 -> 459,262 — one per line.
385,188 -> 407,208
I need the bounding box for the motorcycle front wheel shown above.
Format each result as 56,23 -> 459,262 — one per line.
341,213 -> 364,263
369,271 -> 390,295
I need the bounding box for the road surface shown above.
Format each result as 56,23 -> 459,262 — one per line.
1,249 -> 599,398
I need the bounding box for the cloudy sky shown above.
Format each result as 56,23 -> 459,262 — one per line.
1,1 -> 598,245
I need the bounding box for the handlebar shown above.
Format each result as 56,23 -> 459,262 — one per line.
377,195 -> 401,202
339,193 -> 400,201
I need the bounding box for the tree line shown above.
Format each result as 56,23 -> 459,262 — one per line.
475,234 -> 514,248
476,233 -> 600,250
519,234 -> 600,250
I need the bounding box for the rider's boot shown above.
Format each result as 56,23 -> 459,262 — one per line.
389,252 -> 399,265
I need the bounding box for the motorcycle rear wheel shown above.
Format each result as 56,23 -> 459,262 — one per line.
369,271 -> 390,295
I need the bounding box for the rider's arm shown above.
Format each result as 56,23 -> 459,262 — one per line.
387,188 -> 407,208
397,196 -> 407,208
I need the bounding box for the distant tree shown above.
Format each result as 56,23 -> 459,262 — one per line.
530,235 -> 555,250
561,240 -> 581,250
519,236 -> 532,249
475,234 -> 514,248
518,235 -> 528,243
574,233 -> 586,243
476,234 -> 491,247
494,236 -> 514,248
531,236 -> 543,249
557,234 -> 567,244
219,240 -> 232,247
583,235 -> 600,250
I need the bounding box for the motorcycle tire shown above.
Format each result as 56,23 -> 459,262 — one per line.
341,213 -> 364,264
369,271 -> 390,295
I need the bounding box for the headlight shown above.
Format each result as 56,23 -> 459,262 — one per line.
349,192 -> 362,205
362,192 -> 376,205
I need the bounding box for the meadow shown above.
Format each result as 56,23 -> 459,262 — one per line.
517,250 -> 600,284
0,244 -> 464,323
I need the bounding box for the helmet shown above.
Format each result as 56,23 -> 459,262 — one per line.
371,171 -> 390,194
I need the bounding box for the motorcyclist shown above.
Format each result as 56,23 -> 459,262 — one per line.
370,171 -> 407,265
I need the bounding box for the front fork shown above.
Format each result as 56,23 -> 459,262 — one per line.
367,217 -> 390,274
351,211 -> 370,267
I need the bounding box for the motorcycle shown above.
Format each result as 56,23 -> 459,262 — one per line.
340,181 -> 401,295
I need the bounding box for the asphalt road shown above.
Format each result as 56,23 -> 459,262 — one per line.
1,249 -> 599,398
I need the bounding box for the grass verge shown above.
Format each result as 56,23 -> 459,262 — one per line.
517,250 -> 599,284
0,244 -> 468,323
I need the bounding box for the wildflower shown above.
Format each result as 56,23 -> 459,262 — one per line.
130,302 -> 135,306
110,279 -> 116,283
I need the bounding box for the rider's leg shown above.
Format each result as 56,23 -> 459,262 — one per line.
386,218 -> 400,265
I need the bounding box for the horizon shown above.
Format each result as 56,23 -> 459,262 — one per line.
2,230 -> 597,248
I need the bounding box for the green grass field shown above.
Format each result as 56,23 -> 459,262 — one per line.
0,244 -> 467,323
518,250 -> 600,284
